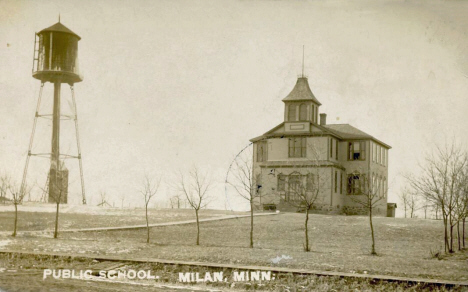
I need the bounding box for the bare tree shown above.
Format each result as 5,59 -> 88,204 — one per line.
407,142 -> 467,253
97,190 -> 109,207
285,142 -> 326,252
420,198 -> 432,219
455,168 -> 468,250
9,181 -> 31,237
169,193 -> 184,209
0,174 -> 11,204
99,191 -> 105,206
348,169 -> 386,255
46,164 -> 68,239
227,146 -> 261,248
462,168 -> 468,249
139,174 -> 161,243
399,190 -> 410,218
408,190 -> 419,218
119,193 -> 126,208
176,167 -> 212,245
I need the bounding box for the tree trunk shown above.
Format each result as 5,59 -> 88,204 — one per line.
369,207 -> 376,255
443,215 -> 449,253
54,202 -> 60,239
12,203 -> 18,237
304,207 -> 310,252
449,223 -> 454,253
146,203 -> 150,243
463,218 -> 465,249
457,221 -> 460,251
195,209 -> 200,245
249,200 -> 253,248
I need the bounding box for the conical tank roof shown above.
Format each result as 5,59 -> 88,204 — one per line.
282,77 -> 321,105
39,22 -> 81,40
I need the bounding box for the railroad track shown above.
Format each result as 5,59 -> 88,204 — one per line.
0,250 -> 467,289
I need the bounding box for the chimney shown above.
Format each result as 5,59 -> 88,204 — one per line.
320,113 -> 327,125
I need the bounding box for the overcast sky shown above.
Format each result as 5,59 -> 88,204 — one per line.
1,0 -> 467,215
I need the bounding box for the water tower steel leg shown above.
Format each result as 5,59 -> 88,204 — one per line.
20,82 -> 45,198
70,85 -> 87,205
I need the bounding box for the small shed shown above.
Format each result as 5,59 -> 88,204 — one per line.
387,203 -> 397,217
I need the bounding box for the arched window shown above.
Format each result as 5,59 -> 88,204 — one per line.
299,103 -> 307,121
288,104 -> 296,121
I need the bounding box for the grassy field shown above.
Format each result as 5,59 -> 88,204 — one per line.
0,206 -> 245,232
0,210 -> 467,284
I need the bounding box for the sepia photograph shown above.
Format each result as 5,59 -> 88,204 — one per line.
0,0 -> 467,291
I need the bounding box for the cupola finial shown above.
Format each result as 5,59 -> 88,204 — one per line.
302,45 -> 305,77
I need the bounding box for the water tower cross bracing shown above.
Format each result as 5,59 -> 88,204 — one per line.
20,20 -> 87,204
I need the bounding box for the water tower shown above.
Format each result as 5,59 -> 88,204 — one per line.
20,19 -> 87,204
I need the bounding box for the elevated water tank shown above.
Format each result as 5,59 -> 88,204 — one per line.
32,22 -> 82,84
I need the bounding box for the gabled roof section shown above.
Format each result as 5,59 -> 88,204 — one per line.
282,77 -> 321,105
249,122 -> 342,142
324,124 -> 391,148
39,22 -> 81,40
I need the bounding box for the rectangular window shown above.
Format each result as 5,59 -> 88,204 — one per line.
377,146 -> 381,164
288,105 -> 296,122
340,172 -> 343,194
289,137 -> 306,158
373,143 -> 377,163
348,141 -> 366,161
256,141 -> 267,162
277,174 -> 286,191
335,140 -> 339,159
330,139 -> 333,158
306,173 -> 314,191
334,171 -> 338,193
381,147 -> 385,165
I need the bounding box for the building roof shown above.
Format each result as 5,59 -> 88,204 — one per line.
282,77 -> 321,105
324,124 -> 391,148
250,122 -> 391,149
323,124 -> 372,139
249,122 -> 341,142
39,22 -> 81,40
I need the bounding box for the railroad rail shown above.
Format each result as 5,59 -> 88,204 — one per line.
0,250 -> 466,288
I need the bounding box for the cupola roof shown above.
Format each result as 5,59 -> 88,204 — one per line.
282,77 -> 321,105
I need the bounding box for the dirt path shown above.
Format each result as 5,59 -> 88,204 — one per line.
46,212 -> 280,233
